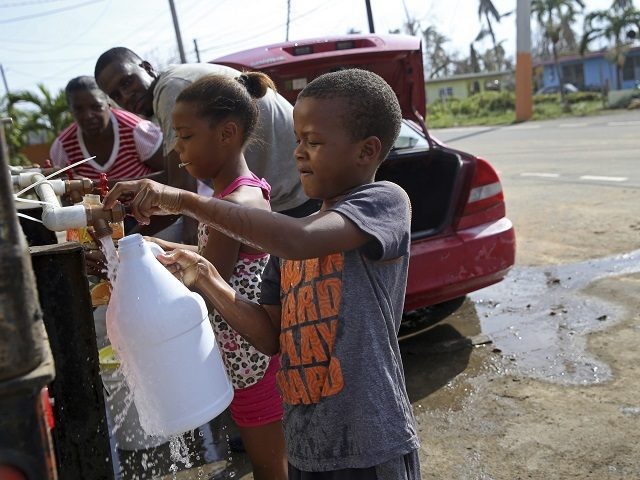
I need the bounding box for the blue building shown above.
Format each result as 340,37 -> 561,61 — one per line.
535,46 -> 640,91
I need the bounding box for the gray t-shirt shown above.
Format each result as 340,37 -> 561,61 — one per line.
261,181 -> 419,471
152,63 -> 308,212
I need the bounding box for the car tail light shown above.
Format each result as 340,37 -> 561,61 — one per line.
458,157 -> 506,230
0,465 -> 28,480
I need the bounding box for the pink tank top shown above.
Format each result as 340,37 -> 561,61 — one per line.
197,174 -> 273,389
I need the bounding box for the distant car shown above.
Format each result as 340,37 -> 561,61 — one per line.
535,83 -> 580,95
212,34 -> 516,336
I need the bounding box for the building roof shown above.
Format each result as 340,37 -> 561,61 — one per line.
425,70 -> 514,84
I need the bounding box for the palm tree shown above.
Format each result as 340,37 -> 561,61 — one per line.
422,26 -> 453,79
532,0 -> 585,109
7,84 -> 71,144
477,0 -> 512,70
580,7 -> 640,89
611,0 -> 635,10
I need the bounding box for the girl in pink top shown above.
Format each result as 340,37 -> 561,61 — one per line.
147,73 -> 287,480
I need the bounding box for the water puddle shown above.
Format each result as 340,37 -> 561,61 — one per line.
470,249 -> 640,385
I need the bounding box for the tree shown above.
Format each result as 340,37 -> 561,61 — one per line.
7,84 -> 71,145
532,0 -> 585,109
477,0 -> 513,70
422,26 -> 454,78
580,6 -> 640,89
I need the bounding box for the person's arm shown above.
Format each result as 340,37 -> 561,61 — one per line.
157,248 -> 281,354
103,179 -> 371,260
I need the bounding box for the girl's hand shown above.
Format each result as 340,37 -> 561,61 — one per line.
102,178 -> 184,225
157,248 -> 208,288
143,236 -> 174,252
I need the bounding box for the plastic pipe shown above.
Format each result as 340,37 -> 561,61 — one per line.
28,173 -> 88,232
13,173 -> 67,195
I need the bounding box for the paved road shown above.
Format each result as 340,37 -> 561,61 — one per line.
430,109 -> 640,189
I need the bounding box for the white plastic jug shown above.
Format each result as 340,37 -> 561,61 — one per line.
105,233 -> 233,437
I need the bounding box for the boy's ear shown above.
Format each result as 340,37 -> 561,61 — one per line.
357,136 -> 382,166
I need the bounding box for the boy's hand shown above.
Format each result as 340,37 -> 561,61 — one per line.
102,179 -> 183,225
156,248 -> 207,288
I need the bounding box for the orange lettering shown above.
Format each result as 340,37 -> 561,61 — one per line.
317,278 -> 342,318
299,325 -> 328,364
320,254 -> 343,275
304,366 -> 326,403
281,292 -> 297,328
316,319 -> 338,351
296,285 -> 318,324
280,369 -> 311,405
281,260 -> 302,293
280,330 -> 301,366
303,258 -> 319,283
321,356 -> 344,397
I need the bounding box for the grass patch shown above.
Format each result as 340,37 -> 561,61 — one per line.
426,91 -> 608,128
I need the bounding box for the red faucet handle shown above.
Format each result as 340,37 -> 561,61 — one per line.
98,173 -> 109,198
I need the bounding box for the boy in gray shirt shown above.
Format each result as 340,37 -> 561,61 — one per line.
103,68 -> 421,479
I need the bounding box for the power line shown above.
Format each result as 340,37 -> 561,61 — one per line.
0,0 -> 103,24
0,0 -> 68,7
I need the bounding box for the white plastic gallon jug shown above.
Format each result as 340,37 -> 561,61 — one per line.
105,233 -> 233,437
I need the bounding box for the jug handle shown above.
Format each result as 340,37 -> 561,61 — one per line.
146,241 -> 165,258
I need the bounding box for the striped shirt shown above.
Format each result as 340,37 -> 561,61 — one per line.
50,108 -> 162,181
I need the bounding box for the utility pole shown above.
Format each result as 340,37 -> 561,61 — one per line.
365,0 -> 375,33
193,39 -> 201,62
168,0 -> 187,63
0,64 -> 10,96
286,0 -> 291,41
515,0 -> 532,121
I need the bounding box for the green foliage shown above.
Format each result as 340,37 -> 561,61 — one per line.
1,84 -> 71,166
427,91 -> 605,128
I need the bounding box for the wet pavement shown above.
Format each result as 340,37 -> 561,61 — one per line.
471,249 -> 640,385
100,249 -> 640,479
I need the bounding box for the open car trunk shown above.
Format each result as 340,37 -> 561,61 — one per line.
376,147 -> 461,238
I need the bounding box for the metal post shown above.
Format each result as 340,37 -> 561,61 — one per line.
29,243 -> 114,479
0,117 -> 58,478
365,0 -> 375,33
168,0 -> 187,63
0,64 -> 9,96
515,0 -> 533,121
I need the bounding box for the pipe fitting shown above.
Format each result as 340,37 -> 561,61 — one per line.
85,204 -> 126,240
65,179 -> 95,203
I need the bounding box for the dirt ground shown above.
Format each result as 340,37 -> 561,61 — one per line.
405,184 -> 640,480
215,185 -> 640,480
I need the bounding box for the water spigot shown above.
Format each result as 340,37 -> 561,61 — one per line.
65,178 -> 95,203
85,203 -> 126,240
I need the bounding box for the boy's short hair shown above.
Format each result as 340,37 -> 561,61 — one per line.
94,47 -> 142,79
297,68 -> 402,160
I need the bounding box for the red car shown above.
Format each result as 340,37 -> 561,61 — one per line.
212,34 -> 515,335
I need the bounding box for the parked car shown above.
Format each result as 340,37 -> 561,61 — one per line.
212,34 -> 516,336
535,83 -> 580,95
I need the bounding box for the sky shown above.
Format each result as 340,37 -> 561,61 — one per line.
0,0 -> 617,97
